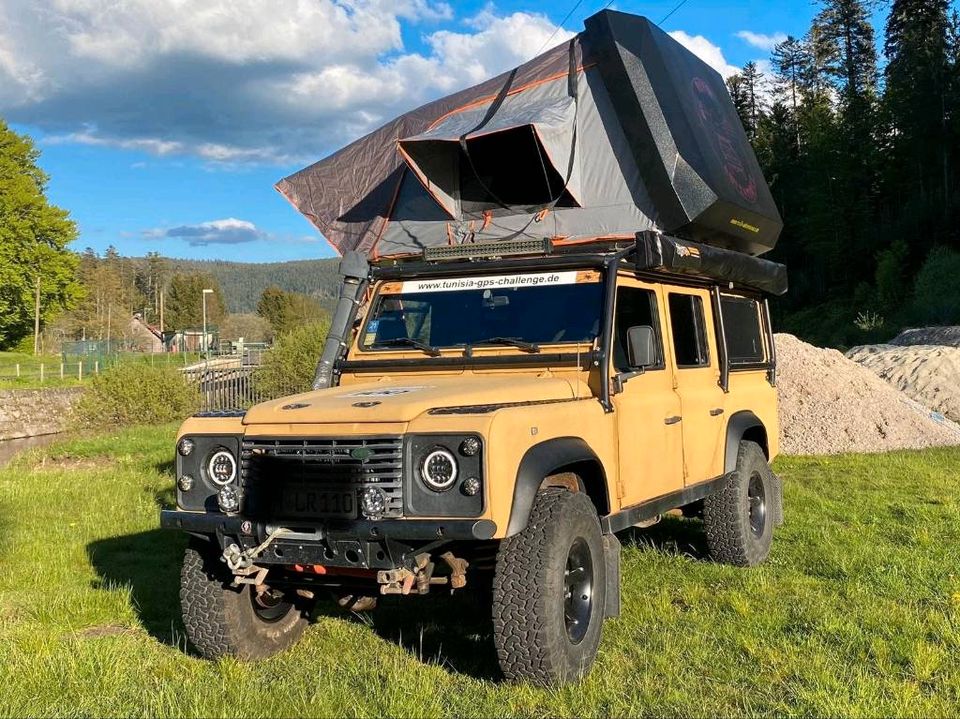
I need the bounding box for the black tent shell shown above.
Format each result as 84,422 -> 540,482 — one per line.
276,10 -> 783,259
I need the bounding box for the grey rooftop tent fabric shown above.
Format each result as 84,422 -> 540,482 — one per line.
276,10 -> 783,259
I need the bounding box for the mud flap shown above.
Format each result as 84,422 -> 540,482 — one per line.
770,472 -> 785,527
602,533 -> 621,618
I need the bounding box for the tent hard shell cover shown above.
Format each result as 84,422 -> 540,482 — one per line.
276,10 -> 783,260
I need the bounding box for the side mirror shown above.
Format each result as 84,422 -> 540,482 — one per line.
627,325 -> 656,368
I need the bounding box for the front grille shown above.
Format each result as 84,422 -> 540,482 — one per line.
241,436 -> 403,520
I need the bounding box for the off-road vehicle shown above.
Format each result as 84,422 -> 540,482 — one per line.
161,10 -> 787,685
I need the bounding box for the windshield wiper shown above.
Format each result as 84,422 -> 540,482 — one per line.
465,336 -> 541,354
371,337 -> 441,357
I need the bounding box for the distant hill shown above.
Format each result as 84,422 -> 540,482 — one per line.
164,258 -> 341,314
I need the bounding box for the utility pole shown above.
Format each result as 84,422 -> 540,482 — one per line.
202,288 -> 214,360
159,288 -> 165,334
33,275 -> 41,356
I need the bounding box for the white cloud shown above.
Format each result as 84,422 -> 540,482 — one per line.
150,218 -> 264,246
0,1 -> 565,165
669,31 -> 741,79
736,31 -> 789,52
144,218 -> 322,245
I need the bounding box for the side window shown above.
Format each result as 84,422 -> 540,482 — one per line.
613,286 -> 663,371
720,294 -> 766,365
668,293 -> 709,368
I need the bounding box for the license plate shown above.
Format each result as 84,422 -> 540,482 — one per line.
280,488 -> 356,519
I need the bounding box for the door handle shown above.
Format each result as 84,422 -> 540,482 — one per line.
709,408 -> 725,416
664,416 -> 682,425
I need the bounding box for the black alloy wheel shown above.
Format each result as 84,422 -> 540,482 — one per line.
563,537 -> 594,644
747,472 -> 767,538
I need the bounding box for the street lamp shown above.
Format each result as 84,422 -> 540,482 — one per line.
202,289 -> 214,359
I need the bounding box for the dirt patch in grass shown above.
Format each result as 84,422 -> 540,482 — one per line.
73,624 -> 136,639
30,454 -> 117,471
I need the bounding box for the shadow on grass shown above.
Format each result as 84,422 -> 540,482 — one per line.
619,514 -> 709,559
86,528 -> 188,647
155,459 -> 175,478
320,588 -> 502,681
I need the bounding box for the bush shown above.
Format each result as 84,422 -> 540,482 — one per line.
73,363 -> 200,427
911,246 -> 960,326
253,320 -> 330,399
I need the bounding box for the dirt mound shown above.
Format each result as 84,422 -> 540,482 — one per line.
890,326 -> 960,347
775,334 -> 960,455
847,344 -> 960,424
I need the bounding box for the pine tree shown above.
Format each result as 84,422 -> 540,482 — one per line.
884,0 -> 952,207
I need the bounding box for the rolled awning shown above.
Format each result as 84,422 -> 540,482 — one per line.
398,94 -> 582,219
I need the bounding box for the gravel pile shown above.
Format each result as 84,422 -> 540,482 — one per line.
847,343 -> 960,424
890,326 -> 960,347
775,333 -> 960,455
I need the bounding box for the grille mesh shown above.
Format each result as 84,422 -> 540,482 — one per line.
241,436 -> 403,519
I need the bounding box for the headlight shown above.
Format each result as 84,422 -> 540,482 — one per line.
420,448 -> 458,491
217,485 -> 240,513
177,438 -> 195,456
359,487 -> 387,518
177,474 -> 195,492
207,449 -> 238,486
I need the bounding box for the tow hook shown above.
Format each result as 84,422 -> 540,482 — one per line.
221,528 -> 290,587
377,551 -> 469,595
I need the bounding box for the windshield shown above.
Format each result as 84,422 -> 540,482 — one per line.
360,271 -> 603,352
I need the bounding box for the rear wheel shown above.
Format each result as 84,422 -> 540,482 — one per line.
180,541 -> 309,660
703,440 -> 780,566
492,489 -> 606,685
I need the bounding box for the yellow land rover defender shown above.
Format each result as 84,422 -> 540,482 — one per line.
163,232 -> 785,684
162,10 -> 789,685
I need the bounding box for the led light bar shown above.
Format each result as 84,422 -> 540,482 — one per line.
423,238 -> 552,262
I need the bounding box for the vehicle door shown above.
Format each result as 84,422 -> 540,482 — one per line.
663,288 -> 726,485
611,276 -> 685,506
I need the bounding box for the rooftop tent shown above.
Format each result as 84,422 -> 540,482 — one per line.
276,10 -> 783,259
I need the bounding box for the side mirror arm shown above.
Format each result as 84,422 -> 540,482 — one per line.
612,366 -> 646,394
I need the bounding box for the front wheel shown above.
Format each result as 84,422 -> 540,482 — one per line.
180,541 -> 309,660
492,489 -> 606,685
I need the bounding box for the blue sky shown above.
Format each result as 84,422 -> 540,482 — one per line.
1,0 -> 893,262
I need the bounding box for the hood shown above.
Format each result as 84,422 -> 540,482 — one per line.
242,374 -> 585,425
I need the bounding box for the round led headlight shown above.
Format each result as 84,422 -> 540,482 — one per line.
420,448 -> 458,492
207,449 -> 237,486
177,474 -> 195,492
359,487 -> 387,518
177,438 -> 195,456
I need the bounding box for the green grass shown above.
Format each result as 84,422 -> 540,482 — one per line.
0,427 -> 958,717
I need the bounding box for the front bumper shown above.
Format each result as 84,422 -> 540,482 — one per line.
160,510 -> 497,541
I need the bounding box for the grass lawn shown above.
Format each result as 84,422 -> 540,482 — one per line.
0,426 -> 957,717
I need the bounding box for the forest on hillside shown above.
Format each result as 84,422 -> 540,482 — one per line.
727,0 -> 960,347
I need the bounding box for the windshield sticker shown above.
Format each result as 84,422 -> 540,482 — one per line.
400,271 -> 579,294
346,386 -> 431,398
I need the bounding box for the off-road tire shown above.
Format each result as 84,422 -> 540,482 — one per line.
492,488 -> 606,686
703,440 -> 780,566
180,541 -> 309,660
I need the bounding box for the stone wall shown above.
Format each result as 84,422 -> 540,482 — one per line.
0,388 -> 84,440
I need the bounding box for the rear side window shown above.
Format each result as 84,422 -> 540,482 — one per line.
668,293 -> 709,367
720,294 -> 766,365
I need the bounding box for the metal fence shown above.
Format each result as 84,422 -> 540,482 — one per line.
184,350 -> 307,414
